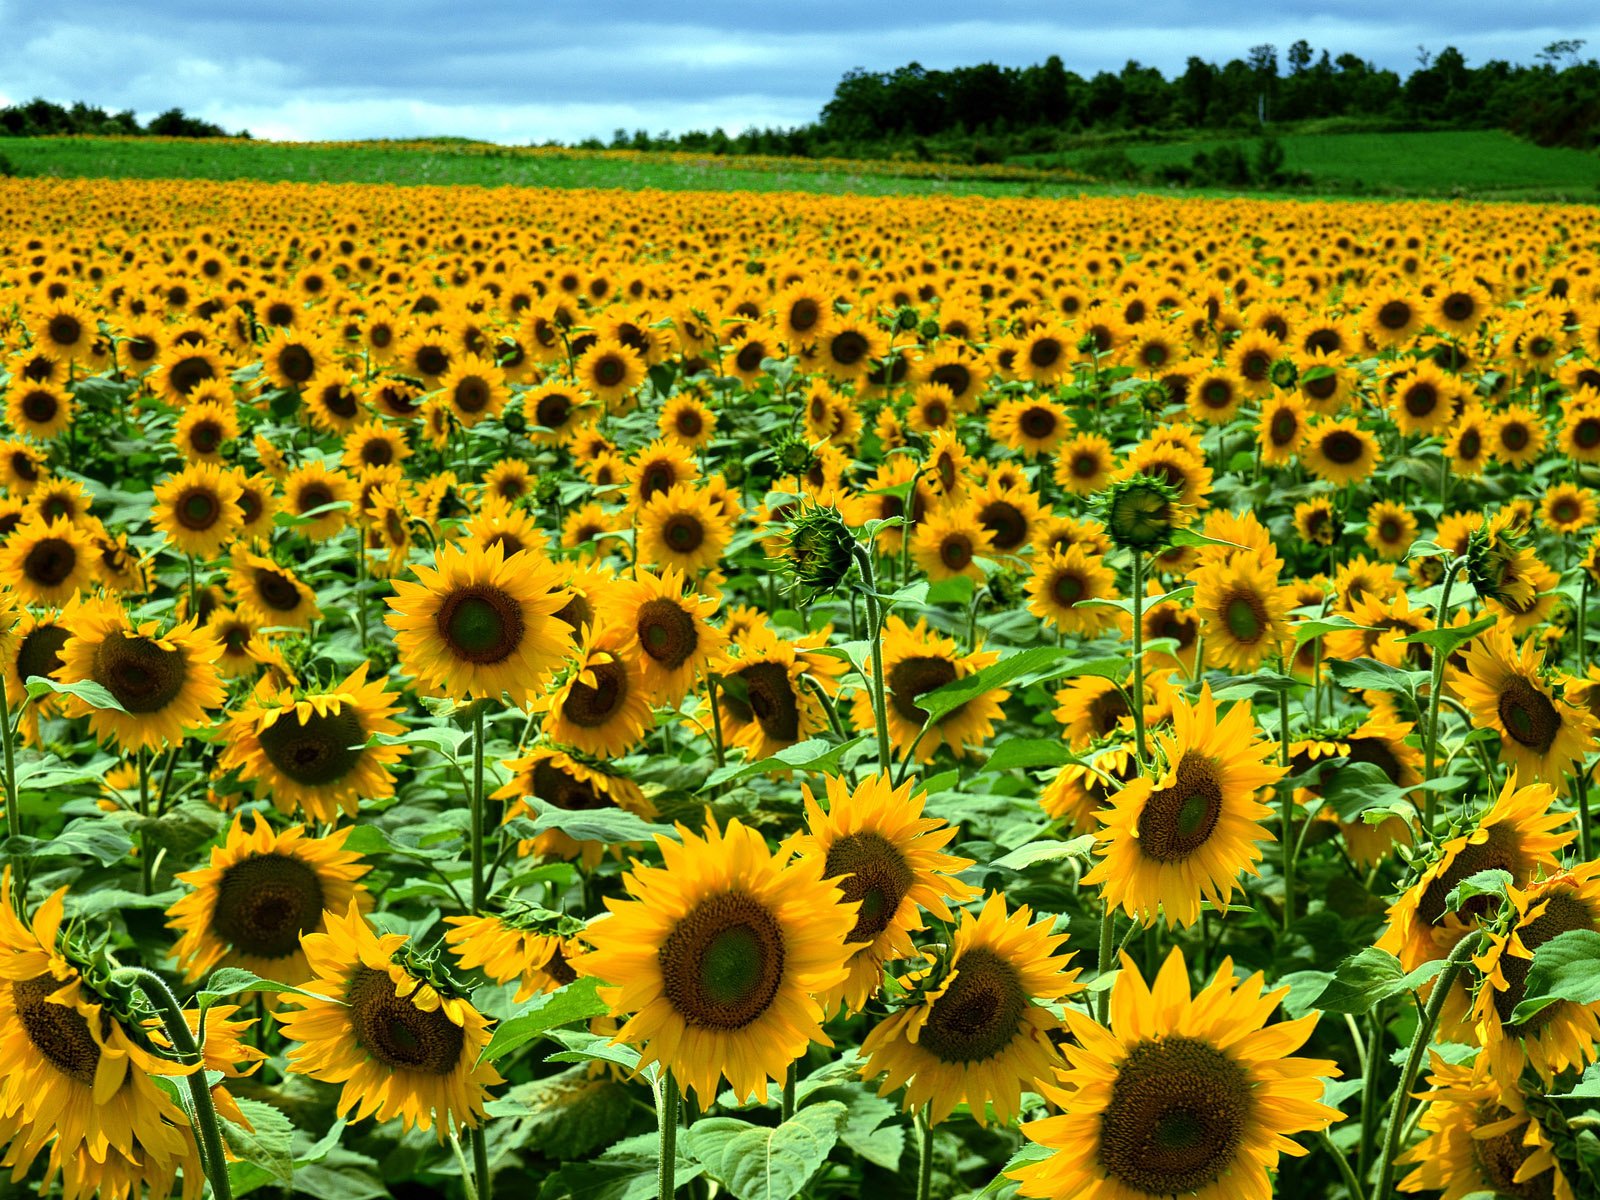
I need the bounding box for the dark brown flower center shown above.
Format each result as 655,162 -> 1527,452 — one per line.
258,704 -> 365,787
915,948 -> 1028,1064
436,584 -> 525,664
213,852 -> 327,958
13,975 -> 103,1084
1418,822 -> 1528,926
23,537 -> 77,587
92,634 -> 188,714
888,655 -> 960,725
346,966 -> 465,1075
253,567 -> 304,613
1136,752 -> 1223,863
659,890 -> 785,1030
1497,676 -> 1560,752
562,657 -> 628,727
825,831 -> 914,944
1320,430 -> 1364,465
636,598 -> 697,670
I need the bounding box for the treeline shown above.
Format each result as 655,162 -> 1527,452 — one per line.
588,41 -> 1599,161
0,99 -> 244,139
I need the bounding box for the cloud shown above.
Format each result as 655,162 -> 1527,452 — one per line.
1,3 -> 1596,141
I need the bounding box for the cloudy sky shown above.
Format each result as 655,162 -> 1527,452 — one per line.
1,2 -> 1595,142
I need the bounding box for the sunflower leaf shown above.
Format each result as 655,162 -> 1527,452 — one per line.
1324,657 -> 1428,697
1445,868 -> 1513,913
700,736 -> 866,792
983,738 -> 1084,772
1292,614 -> 1371,648
1309,947 -> 1446,1014
685,1101 -> 849,1200
1398,612 -> 1497,653
521,797 -> 673,843
195,966 -> 338,1011
1169,528 -> 1249,550
25,676 -> 128,712
991,835 -> 1097,872
480,977 -> 609,1065
914,648 -> 1118,729
1510,930 -> 1600,1026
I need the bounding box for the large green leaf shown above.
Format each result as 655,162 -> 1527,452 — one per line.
701,736 -> 865,792
480,977 -> 609,1064
914,649 -> 1120,728
1511,930 -> 1600,1025
1307,947 -> 1446,1014
685,1102 -> 849,1200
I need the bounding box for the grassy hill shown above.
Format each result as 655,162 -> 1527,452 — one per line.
2,130 -> 1595,201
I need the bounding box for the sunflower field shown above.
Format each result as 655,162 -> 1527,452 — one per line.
1,175 -> 1600,1200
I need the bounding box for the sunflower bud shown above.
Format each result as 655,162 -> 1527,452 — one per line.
1465,512 -> 1538,608
918,319 -> 942,342
1136,380 -> 1168,414
1269,357 -> 1298,389
1099,473 -> 1185,553
1076,332 -> 1101,356
784,504 -> 857,596
895,306 -> 920,332
771,430 -> 815,477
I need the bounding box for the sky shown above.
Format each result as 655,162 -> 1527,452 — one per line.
0,2 -> 1595,143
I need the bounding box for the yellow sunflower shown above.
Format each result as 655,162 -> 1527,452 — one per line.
493,746 -> 656,867
1303,417 -> 1381,486
1054,431 -> 1116,496
600,566 -> 727,705
718,627 -> 831,760
573,816 -> 856,1103
1455,627 -> 1598,787
636,484 -> 731,574
386,541 -> 575,707
230,548 -> 321,630
1193,556 -> 1292,672
1012,945 -> 1341,1200
1025,545 -> 1118,635
443,915 -> 586,1003
990,397 -> 1071,456
575,336 -> 646,408
282,460 -> 356,541
218,662 -> 408,822
174,401 -> 239,462
5,382 -> 73,440
0,515 -> 98,606
795,772 -> 978,1015
1082,685 -> 1285,928
279,902 -> 502,1138
911,504 -> 995,583
851,615 -> 1009,763
151,461 -> 243,560
859,893 -> 1079,1126
168,811 -> 370,985
537,625 -> 654,758
1365,499 -> 1418,560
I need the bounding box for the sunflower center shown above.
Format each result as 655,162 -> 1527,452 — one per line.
535,392 -> 572,429
253,567 -> 303,613
1240,350 -> 1271,381
1321,430 -> 1364,465
1418,822 -> 1528,926
177,488 -> 222,531
1493,890 -> 1595,1034
415,345 -> 450,377
191,421 -> 223,454
23,537 -> 77,588
592,355 -> 626,388
636,598 -> 697,670
47,314 -> 82,346
1473,1108 -> 1553,1200
1377,301 -> 1412,330
212,852 -> 327,958
257,704 -> 365,787
1136,752 -> 1223,863
278,345 -> 316,384
659,890 -> 785,1030
1442,293 -> 1475,322
930,363 -> 970,397
825,832 -> 914,944
888,655 -> 960,726
170,356 -> 216,395
1404,384 -> 1438,417
979,500 -> 1027,551
1099,1036 -> 1251,1196
1304,373 -> 1337,400
940,535 -> 973,572
92,634 -> 187,714
562,658 -> 628,727
1029,337 -> 1062,369
297,484 -> 334,515
1222,592 -> 1265,643
530,760 -> 605,810
21,390 -> 58,424
346,966 -> 465,1075
738,661 -> 802,742
361,440 -> 393,467
1553,499 -> 1579,523
1497,676 -> 1560,752
916,948 -> 1028,1064
12,975 -> 102,1085
662,513 -> 706,555
435,585 -> 525,664
788,298 -> 820,332
1053,571 -> 1085,606
326,386 -> 359,418
15,624 -> 69,683
1269,409 -> 1298,445
1019,406 -> 1057,440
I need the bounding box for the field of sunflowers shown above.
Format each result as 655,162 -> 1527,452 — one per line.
1,174 -> 1600,1200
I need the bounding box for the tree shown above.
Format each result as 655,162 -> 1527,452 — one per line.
1288,40 -> 1313,75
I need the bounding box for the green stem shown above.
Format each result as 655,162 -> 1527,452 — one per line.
1357,1014 -> 1381,1181
1318,1130 -> 1364,1200
1421,559 -> 1463,834
1095,906 -> 1115,1023
1129,550 -> 1148,763
1580,572 -> 1591,677
137,749 -> 153,896
658,1071 -> 681,1200
186,554 -> 199,618
781,1062 -> 796,1122
0,683 -> 17,845
470,704 -> 487,912
853,545 -> 892,774
915,1105 -> 933,1200
1578,772 -> 1592,863
705,676 -> 725,770
470,1125 -> 492,1200
111,967 -> 234,1200
1279,676 -> 1294,932
355,529 -> 370,651
1371,932 -> 1481,1200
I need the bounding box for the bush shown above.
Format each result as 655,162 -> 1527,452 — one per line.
1076,147 -> 1142,181
0,153 -> 17,178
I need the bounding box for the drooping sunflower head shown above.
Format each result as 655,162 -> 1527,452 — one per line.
1098,471 -> 1187,553
539,623 -> 654,759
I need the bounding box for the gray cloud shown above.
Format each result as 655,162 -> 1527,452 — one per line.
0,2 -> 1594,141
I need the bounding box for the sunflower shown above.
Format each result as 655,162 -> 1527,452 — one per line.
230,469 -> 279,542
440,355 -> 509,428
0,438 -> 46,494
538,625 -> 654,757
199,605 -> 268,679
153,344 -> 225,403
573,816 -> 856,1103
225,550 -> 318,634
851,615 -> 1009,762
173,400 -> 239,462
282,460 -> 355,541
494,746 -> 656,866
1025,545 -> 1118,635
1016,325 -> 1073,385
1429,277 -> 1491,336
1303,416 -> 1381,486
1041,742 -> 1140,834
916,343 -> 989,409
1193,556 -> 1291,672
1365,499 -> 1418,559
341,420 -> 411,472
907,383 -> 956,434
912,504 -> 994,583
1377,775 -> 1574,986
54,602 -> 224,752
1082,685 -> 1284,928
30,477 -> 93,526
1540,483 -> 1598,534
219,663 -> 408,821
636,484 -> 731,574
0,515 -> 98,606
1492,404 -> 1547,467
1053,431 -> 1115,496
576,336 -> 646,408
459,501 -> 549,561
1225,329 -> 1280,398
562,502 -> 626,556
29,299 -> 97,363
820,321 -> 888,383
1387,359 -> 1460,437
1363,286 -> 1422,347
1012,945 -> 1341,1200
169,811 -> 369,986
971,475 -> 1044,558
386,541 -> 574,707
444,915 -> 586,1002
990,397 -> 1071,456
1398,1055 -> 1576,1200
5,381 -> 73,440
1120,440 -> 1214,513
772,283 -> 834,346
279,902 -> 502,1138
305,371 -> 366,433
1455,627 -> 1598,787
718,626 -> 831,759
1292,496 -> 1341,548
260,328 -> 329,391
0,875 -> 198,1171
601,566 -> 726,704
659,391 -> 717,449
1,607 -> 72,744
860,893 -> 1079,1126
151,461 -> 243,560
795,772 -> 978,1015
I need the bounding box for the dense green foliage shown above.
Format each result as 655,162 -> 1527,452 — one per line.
0,98 -> 241,139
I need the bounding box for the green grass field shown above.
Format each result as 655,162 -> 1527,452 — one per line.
1040,130 -> 1599,202
2,130 -> 1595,201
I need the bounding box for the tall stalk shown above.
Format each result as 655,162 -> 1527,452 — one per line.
466,703 -> 492,1200
658,1071 -> 681,1199
1421,557 -> 1464,833
852,545 -> 892,773
1128,550 -> 1148,763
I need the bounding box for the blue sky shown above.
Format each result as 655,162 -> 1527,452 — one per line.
0,2 -> 1594,141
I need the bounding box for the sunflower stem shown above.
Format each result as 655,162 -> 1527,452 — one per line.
1357,1013 -> 1381,1181
470,1125 -> 492,1200
1278,675 -> 1294,932
704,675 -> 725,771
137,748 -> 153,896
185,553 -> 199,618
915,1105 -> 934,1200
110,967 -> 234,1200
1129,550 -> 1148,764
781,1062 -> 796,1122
658,1070 -> 681,1200
0,680 -> 18,848
1317,1130 -> 1363,1200
1095,906 -> 1115,1023
1580,572 -> 1590,677
470,704 -> 487,912
852,545 -> 892,774
1578,772 -> 1593,863
1370,931 -> 1480,1200
355,527 -> 370,652
1421,558 -> 1463,834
